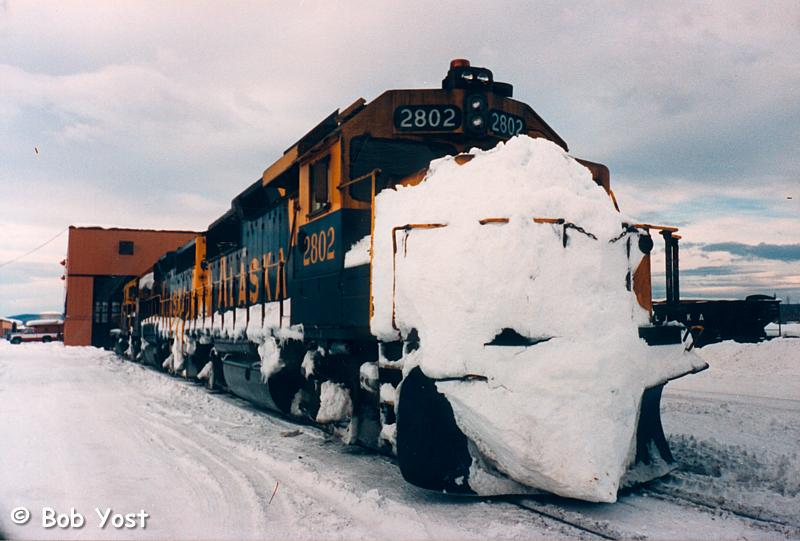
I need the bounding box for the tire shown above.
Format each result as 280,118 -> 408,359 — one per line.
396,367 -> 474,494
42,336 -> 52,343
11,337 -> 22,345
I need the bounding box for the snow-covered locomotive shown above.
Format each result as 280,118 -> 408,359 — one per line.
119,60 -> 706,502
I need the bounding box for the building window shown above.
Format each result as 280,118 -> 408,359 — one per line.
94,301 -> 109,324
309,156 -> 330,214
119,240 -> 134,255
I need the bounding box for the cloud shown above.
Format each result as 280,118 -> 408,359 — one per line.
1,0 -> 799,314
702,242 -> 800,262
0,261 -> 65,315
680,266 -> 744,277
649,240 -> 800,301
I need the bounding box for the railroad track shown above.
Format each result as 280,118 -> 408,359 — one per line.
508,498 -> 624,539
643,480 -> 800,534
506,483 -> 800,540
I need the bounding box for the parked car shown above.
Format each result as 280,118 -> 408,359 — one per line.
8,319 -> 64,344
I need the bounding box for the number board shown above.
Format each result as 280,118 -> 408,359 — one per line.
394,105 -> 461,132
489,110 -> 526,137
303,225 -> 336,267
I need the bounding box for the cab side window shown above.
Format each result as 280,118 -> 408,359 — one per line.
310,156 -> 330,214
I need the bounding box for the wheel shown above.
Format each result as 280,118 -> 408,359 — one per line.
396,366 -> 474,494
42,336 -> 52,343
11,337 -> 22,345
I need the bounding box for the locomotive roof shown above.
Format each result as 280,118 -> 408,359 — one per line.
207,208 -> 239,232
258,71 -> 569,191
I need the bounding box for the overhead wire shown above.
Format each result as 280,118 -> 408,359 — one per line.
0,226 -> 69,270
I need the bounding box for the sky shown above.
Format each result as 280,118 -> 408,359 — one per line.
1,0 -> 798,316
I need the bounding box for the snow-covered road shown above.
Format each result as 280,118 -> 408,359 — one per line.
1,339 -> 798,540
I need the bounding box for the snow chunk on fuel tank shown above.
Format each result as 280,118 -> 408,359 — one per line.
316,382 -> 353,424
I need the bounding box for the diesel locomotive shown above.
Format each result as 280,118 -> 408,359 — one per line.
117,60 -> 706,501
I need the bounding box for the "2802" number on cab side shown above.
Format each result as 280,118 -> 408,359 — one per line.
303,227 -> 335,266
489,110 -> 526,137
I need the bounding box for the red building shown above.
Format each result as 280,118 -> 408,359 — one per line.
63,226 -> 197,347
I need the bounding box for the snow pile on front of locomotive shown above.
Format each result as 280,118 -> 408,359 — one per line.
370,135 -> 706,502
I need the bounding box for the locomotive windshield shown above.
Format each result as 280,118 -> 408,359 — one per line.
348,135 -> 456,201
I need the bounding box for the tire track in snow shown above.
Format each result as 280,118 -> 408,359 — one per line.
2,344 -> 578,540
141,399 -> 440,540
125,365 -> 587,540
135,407 -> 269,538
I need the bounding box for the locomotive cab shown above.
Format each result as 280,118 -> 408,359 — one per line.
280,59 -> 615,344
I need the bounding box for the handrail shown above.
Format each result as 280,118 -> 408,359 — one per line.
391,223 -> 447,330
630,223 -> 679,233
388,216 -> 612,330
478,217 -> 509,224
479,216 -> 598,244
338,168 -> 382,191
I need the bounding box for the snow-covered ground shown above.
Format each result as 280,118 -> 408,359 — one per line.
0,337 -> 798,540
661,337 -> 800,526
766,321 -> 800,338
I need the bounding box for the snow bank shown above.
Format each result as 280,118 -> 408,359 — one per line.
695,338 -> 799,377
662,338 -> 800,525
765,322 -> 800,338
783,322 -> 800,337
370,136 -> 706,501
672,337 -> 800,400
26,318 -> 64,326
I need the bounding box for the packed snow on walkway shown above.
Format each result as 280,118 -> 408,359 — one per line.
0,337 -> 798,540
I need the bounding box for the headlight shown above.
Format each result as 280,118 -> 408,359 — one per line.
469,96 -> 485,110
461,71 -> 474,81
464,94 -> 487,134
476,72 -> 490,83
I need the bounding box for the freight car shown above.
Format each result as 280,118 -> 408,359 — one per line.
653,296 -> 780,347
117,60 -> 707,502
